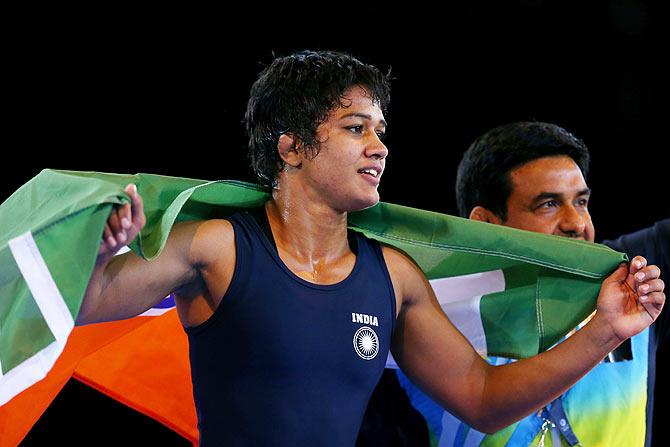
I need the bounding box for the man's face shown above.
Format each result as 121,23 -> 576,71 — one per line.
298,86 -> 388,212
497,155 -> 595,241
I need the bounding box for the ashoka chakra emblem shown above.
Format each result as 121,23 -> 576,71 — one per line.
353,326 -> 379,360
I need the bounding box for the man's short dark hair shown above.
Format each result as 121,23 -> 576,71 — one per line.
455,121 -> 591,219
244,50 -> 392,188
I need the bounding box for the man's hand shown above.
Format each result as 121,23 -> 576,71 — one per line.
595,255 -> 665,343
99,184 -> 146,260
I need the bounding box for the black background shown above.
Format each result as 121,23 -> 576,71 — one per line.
5,2 -> 668,445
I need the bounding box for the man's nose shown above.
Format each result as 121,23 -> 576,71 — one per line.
558,205 -> 587,237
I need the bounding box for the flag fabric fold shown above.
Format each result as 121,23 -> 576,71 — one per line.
0,169 -> 626,444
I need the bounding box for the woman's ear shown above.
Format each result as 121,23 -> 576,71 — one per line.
277,134 -> 302,168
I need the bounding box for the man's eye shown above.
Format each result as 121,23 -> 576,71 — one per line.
346,125 -> 364,133
539,200 -> 558,208
577,198 -> 589,207
376,131 -> 386,140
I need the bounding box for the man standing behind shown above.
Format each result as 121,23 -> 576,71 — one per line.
436,121 -> 668,446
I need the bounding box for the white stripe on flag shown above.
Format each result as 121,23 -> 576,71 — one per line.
139,306 -> 173,317
385,270 -> 505,368
0,231 -> 75,404
0,341 -> 61,405
431,270 -> 505,356
115,245 -> 130,256
8,232 -> 74,346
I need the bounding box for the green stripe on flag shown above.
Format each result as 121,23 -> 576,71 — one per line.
480,284 -> 539,358
536,269 -> 603,352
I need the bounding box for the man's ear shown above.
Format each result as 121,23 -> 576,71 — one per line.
469,206 -> 504,225
277,134 -> 302,168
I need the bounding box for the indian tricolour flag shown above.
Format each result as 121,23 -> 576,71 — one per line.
0,169 -> 626,445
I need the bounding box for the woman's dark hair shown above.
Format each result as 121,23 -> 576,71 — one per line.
244,50 -> 391,188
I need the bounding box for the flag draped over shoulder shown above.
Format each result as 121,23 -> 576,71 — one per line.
0,169 -> 626,444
